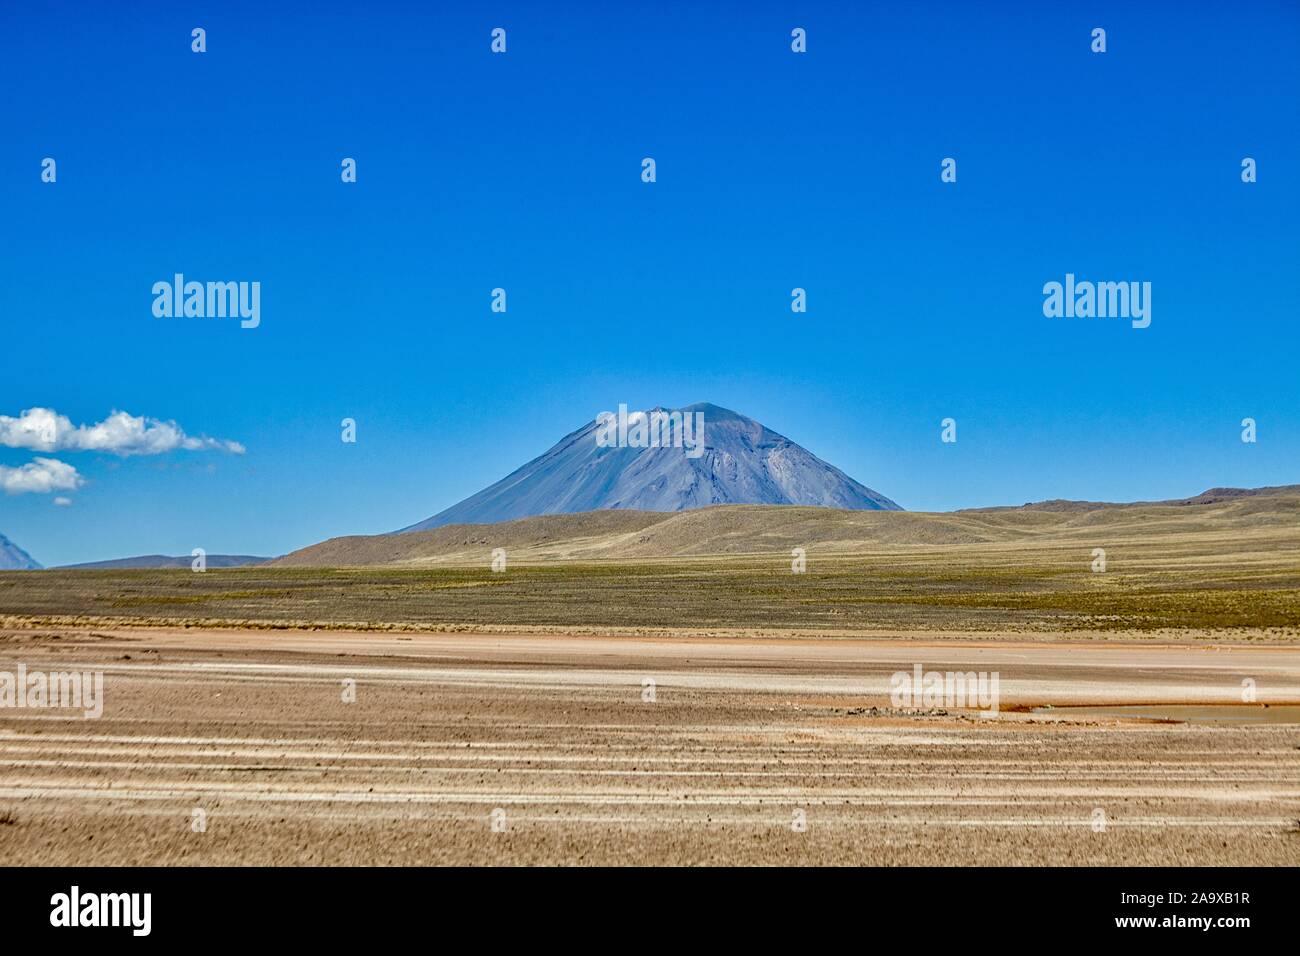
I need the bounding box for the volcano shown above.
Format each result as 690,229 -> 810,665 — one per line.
401,402 -> 900,531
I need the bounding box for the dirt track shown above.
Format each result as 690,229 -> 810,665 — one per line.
1,627 -> 1298,865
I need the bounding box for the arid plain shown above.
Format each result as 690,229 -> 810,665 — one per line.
1,490 -> 1297,865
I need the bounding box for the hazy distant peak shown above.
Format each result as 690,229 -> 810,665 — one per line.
0,532 -> 41,570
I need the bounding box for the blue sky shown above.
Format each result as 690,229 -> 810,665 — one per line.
2,0 -> 1297,566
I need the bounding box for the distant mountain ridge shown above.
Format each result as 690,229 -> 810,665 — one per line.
402,402 -> 900,531
0,532 -> 41,570
56,554 -> 270,570
962,484 -> 1300,513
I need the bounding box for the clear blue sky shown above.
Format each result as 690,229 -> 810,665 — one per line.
2,1 -> 1297,567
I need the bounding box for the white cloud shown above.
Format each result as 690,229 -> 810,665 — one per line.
53,497 -> 73,507
0,407 -> 245,456
0,458 -> 85,495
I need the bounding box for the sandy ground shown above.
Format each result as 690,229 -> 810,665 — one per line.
0,626 -> 1297,865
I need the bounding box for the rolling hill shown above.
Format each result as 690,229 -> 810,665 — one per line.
271,485 -> 1300,567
